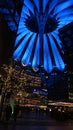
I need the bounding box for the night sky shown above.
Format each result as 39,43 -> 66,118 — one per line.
0,14 -> 15,65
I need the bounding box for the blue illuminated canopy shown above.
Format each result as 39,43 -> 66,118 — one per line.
13,0 -> 73,73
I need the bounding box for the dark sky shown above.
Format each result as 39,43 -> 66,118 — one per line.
0,14 -> 14,65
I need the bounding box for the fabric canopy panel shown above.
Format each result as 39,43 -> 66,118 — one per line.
13,0 -> 73,73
